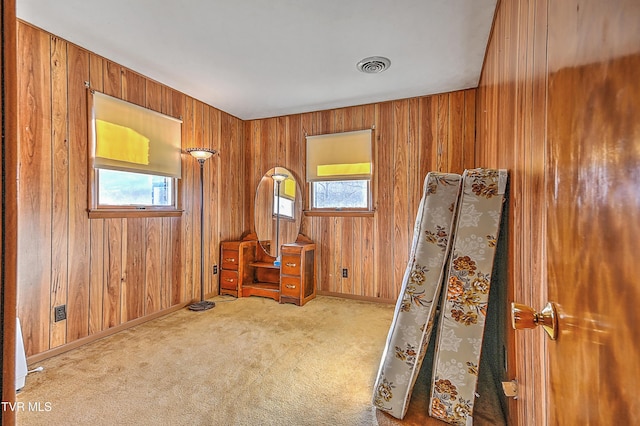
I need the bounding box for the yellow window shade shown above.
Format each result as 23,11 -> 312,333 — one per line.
283,178 -> 296,200
306,129 -> 372,182
317,162 -> 371,177
95,120 -> 149,165
91,91 -> 182,178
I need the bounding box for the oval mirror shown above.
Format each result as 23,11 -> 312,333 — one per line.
254,167 -> 302,258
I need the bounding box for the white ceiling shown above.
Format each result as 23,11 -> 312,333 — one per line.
16,0 -> 497,120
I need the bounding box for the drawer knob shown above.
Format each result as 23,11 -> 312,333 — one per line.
225,278 -> 234,282
225,258 -> 236,262
285,284 -> 296,289
286,262 -> 297,267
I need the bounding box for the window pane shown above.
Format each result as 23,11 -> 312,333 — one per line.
312,180 -> 368,209
273,195 -> 294,219
98,169 -> 173,206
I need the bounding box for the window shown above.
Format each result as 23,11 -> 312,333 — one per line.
306,129 -> 373,213
97,169 -> 174,207
88,91 -> 182,217
273,176 -> 296,219
311,180 -> 369,209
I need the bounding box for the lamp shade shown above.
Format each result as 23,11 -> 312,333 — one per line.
271,173 -> 288,182
186,147 -> 217,161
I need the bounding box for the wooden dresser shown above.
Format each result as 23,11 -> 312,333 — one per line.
219,234 -> 316,306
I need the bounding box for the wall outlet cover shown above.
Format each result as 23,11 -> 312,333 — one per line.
54,305 -> 66,322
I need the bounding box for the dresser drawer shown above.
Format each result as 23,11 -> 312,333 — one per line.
280,276 -> 300,298
220,270 -> 239,290
281,255 -> 301,276
221,248 -> 240,270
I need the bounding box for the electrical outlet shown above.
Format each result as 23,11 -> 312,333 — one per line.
342,268 -> 348,278
54,305 -> 66,322
213,264 -> 218,275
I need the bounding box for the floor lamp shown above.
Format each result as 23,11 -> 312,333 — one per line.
271,172 -> 288,266
186,147 -> 217,311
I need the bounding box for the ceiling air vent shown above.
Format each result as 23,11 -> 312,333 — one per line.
356,56 -> 391,74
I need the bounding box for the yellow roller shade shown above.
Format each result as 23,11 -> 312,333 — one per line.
306,129 -> 372,182
91,91 -> 182,178
316,163 -> 371,177
95,120 -> 149,165
282,177 -> 296,200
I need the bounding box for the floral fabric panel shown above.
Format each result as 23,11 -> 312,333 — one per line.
429,168 -> 508,425
372,172 -> 462,419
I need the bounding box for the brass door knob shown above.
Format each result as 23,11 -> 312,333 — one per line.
511,302 -> 558,340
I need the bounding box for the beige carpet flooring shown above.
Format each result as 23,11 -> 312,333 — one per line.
17,295 -> 505,425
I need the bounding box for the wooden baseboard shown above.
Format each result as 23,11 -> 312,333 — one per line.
317,291 -> 395,305
26,302 -> 191,365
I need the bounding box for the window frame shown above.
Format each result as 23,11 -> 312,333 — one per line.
88,169 -> 181,218
273,191 -> 296,220
87,89 -> 183,218
304,129 -> 376,217
308,179 -> 373,211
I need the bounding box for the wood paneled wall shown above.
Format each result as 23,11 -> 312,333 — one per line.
17,20 -> 475,359
16,22 -> 244,358
476,1 -> 548,424
244,91 -> 476,300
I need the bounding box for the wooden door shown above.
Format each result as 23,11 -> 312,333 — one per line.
544,1 -> 640,423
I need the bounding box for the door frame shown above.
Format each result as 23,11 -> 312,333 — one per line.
2,0 -> 19,424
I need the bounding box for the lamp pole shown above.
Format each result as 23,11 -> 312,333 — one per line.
271,172 -> 288,266
186,147 -> 217,311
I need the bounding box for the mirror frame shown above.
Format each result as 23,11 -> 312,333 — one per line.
254,166 -> 302,257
